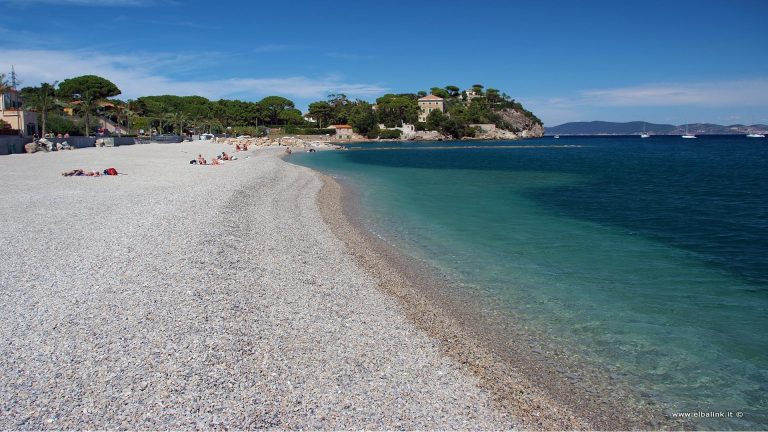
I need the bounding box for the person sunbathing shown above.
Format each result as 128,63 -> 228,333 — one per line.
211,158 -> 221,165
61,169 -> 101,176
197,154 -> 207,165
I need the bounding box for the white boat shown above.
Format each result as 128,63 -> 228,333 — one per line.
640,122 -> 650,138
554,135 -> 560,139
682,124 -> 696,139
746,133 -> 765,138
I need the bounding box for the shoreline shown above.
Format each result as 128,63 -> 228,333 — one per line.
313,167 -> 680,430
0,143 -> 514,429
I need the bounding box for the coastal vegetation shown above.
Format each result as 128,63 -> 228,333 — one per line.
308,85 -> 543,138
14,74 -> 541,139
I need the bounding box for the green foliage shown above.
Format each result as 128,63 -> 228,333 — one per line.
376,129 -> 402,139
58,75 -> 120,101
445,85 -> 461,97
430,87 -> 450,98
417,90 -> 427,97
375,93 -> 418,127
308,101 -> 334,128
348,102 -> 377,134
415,121 -> 427,131
278,108 -> 304,125
260,95 -> 295,125
58,75 -> 121,135
20,82 -> 58,135
426,109 -> 446,132
46,114 -> 81,135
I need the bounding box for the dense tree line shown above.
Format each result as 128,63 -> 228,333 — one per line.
17,75 -> 541,139
307,84 -> 542,139
18,75 -> 306,136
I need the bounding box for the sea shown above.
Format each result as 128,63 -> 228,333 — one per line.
290,136 -> 767,430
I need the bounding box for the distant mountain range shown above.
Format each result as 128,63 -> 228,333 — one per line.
545,121 -> 768,136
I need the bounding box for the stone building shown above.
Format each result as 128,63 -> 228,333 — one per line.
328,124 -> 354,139
417,95 -> 445,123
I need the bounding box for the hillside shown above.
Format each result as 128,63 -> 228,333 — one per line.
546,121 -> 768,135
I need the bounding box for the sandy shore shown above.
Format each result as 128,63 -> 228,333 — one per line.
0,142 -> 514,429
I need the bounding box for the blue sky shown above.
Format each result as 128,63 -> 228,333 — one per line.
1,0 -> 767,126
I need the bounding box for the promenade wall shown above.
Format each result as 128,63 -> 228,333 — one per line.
0,137 -> 142,155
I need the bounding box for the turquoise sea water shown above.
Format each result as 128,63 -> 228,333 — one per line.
291,136 -> 768,430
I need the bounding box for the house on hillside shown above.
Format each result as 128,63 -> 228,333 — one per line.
328,124 -> 353,139
464,89 -> 480,101
0,89 -> 37,136
417,95 -> 445,123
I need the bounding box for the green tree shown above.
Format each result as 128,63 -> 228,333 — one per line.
20,82 -> 58,136
375,94 -> 419,127
278,108 -> 304,125
430,87 -> 450,98
58,75 -> 121,135
308,101 -> 334,128
259,95 -> 295,125
426,109 -> 446,132
417,90 -> 427,98
348,102 -> 377,134
444,85 -> 461,97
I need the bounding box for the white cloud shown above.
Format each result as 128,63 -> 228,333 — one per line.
1,49 -> 387,101
579,79 -> 768,107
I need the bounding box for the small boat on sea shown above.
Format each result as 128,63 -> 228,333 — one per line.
746,133 -> 765,138
682,124 -> 696,139
554,135 -> 560,139
640,122 -> 650,138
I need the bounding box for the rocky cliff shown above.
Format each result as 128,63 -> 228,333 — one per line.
495,108 -> 544,137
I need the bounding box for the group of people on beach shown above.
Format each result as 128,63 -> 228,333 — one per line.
191,152 -> 236,165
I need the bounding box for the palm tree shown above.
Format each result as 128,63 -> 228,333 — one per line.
166,111 -> 187,136
22,82 -> 58,137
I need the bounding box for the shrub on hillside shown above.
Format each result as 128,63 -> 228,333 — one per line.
377,129 -> 402,139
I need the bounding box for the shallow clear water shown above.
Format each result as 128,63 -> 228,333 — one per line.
291,136 -> 768,430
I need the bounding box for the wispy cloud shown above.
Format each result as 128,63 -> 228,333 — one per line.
579,79 -> 768,107
1,49 -> 387,101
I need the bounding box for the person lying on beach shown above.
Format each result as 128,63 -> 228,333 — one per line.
211,158 -> 221,165
197,154 -> 207,165
62,169 -> 101,177
235,144 -> 241,151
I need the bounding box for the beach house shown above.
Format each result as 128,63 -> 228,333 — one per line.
328,124 -> 354,139
418,95 -> 445,123
0,89 -> 37,136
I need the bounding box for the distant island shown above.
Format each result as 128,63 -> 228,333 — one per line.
545,121 -> 768,136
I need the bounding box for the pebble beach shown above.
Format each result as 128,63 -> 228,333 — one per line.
0,142 -> 516,429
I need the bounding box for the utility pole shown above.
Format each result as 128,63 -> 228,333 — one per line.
10,66 -> 22,135
9,66 -> 18,89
